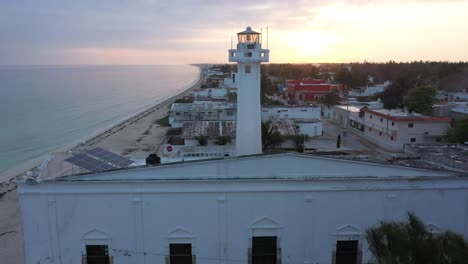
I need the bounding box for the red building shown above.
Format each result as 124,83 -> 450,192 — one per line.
286,80 -> 342,102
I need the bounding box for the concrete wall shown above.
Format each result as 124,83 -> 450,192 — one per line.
297,122 -> 323,137
19,178 -> 468,264
332,107 -> 450,151
261,107 -> 321,121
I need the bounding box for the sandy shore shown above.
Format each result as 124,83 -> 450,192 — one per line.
0,66 -> 204,264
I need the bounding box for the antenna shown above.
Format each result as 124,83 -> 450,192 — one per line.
261,28 -> 263,44
231,35 -> 233,49
267,26 -> 269,49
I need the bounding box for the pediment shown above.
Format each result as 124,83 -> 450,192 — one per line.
336,224 -> 362,236
82,228 -> 110,240
249,216 -> 282,229
168,226 -> 194,239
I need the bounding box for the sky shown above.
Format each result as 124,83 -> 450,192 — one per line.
1,0 -> 468,65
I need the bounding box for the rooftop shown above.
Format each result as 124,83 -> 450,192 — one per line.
362,108 -> 451,122
171,102 -> 235,112
43,153 -> 464,182
182,121 -> 236,137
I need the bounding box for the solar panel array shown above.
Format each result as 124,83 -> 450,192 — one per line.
86,147 -> 133,168
64,153 -> 116,173
64,147 -> 133,173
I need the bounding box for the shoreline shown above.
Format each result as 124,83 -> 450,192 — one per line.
0,65 -> 204,182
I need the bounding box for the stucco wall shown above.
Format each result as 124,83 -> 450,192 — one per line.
19,178 -> 468,264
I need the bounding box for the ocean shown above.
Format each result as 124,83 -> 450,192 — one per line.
0,65 -> 200,174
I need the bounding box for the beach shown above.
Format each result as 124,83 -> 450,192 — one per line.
0,66 -> 204,264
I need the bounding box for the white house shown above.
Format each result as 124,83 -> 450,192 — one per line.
18,154 -> 468,264
261,106 -> 322,137
169,102 -> 236,128
261,106 -> 321,121
333,106 -> 451,151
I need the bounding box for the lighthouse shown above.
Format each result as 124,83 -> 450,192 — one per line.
229,26 -> 269,156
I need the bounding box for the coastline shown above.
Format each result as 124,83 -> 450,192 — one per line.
0,65 -> 204,182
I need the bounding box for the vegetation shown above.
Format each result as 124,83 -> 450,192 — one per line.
445,118 -> 468,144
173,98 -> 193,104
320,91 -> 340,107
157,115 -> 171,127
215,135 -> 232,145
292,134 -> 310,153
366,212 -> 468,264
356,96 -> 373,102
195,136 -> 208,146
335,67 -> 367,88
260,73 -> 276,105
403,86 -> 436,115
262,64 -> 318,81
227,92 -> 237,102
261,122 -> 285,150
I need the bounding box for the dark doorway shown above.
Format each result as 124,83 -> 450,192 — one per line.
86,245 -> 110,264
336,240 -> 358,264
252,236 -> 277,264
170,243 -> 192,264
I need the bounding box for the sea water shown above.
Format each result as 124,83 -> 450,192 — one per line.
0,65 -> 200,174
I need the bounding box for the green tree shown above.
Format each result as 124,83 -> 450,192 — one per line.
195,136 -> 208,146
321,91 -> 339,107
261,73 -> 275,105
261,122 -> 285,150
292,134 -> 310,153
445,118 -> 468,144
366,212 -> 468,264
215,135 -> 232,145
404,86 -> 436,115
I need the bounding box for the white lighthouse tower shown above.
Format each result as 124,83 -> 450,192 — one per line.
229,26 -> 269,156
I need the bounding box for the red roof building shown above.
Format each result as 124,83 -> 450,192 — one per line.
286,80 -> 342,102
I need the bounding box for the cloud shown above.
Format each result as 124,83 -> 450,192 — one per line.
0,0 -> 467,64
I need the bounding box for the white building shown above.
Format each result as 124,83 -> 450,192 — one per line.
261,106 -> 323,137
18,154 -> 468,264
192,88 -> 230,100
169,102 -> 236,128
333,106 -> 451,151
261,106 -> 321,121
348,82 -> 390,97
229,27 -> 269,156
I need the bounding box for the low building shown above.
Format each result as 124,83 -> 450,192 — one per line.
192,88 -> 229,100
18,154 -> 468,264
261,106 -> 321,121
169,102 -> 236,128
286,80 -> 342,102
262,106 -> 322,137
451,106 -> 468,119
182,121 -> 236,146
333,106 -> 451,151
348,82 -> 390,97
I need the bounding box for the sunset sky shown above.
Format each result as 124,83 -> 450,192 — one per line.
1,0 -> 468,65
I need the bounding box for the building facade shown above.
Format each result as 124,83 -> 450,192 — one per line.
333,106 -> 451,151
169,102 -> 236,128
18,154 -> 468,264
261,106 -> 321,121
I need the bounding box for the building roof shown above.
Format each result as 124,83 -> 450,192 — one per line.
269,120 -> 299,136
182,121 -> 236,137
362,108 -> 451,122
171,102 -> 235,112
45,153 -> 464,182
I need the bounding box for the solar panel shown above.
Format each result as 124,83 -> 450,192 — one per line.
64,147 -> 133,173
64,153 -> 117,173
86,147 -> 133,168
